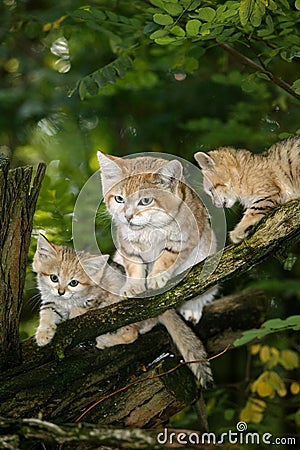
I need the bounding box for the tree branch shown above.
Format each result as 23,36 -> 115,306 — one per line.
219,43 -> 300,101
0,417 -> 221,450
20,199 -> 300,365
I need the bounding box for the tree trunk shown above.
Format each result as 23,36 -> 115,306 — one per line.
0,156 -> 46,369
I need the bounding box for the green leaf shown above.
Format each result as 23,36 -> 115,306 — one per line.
150,0 -> 164,7
155,36 -> 178,45
292,79 -> 300,95
239,0 -> 253,26
186,19 -> 201,37
234,315 -> 300,347
197,7 -> 216,22
296,0 -> 300,10
250,0 -> 266,27
150,29 -> 169,40
163,2 -> 183,16
153,13 -> 174,25
170,25 -> 185,37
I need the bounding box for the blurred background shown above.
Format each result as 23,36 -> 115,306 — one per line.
1,0 -> 299,445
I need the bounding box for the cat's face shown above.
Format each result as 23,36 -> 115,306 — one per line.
97,152 -> 184,229
33,235 -> 108,301
195,150 -> 238,209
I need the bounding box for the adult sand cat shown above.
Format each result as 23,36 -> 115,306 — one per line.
195,136 -> 300,243
33,234 -> 213,386
97,151 -> 217,324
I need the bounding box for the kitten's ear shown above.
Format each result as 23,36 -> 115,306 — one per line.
81,254 -> 109,281
36,234 -> 57,259
156,160 -> 183,181
194,152 -> 215,171
97,151 -> 123,195
32,234 -> 57,272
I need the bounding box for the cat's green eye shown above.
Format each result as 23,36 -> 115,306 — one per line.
114,195 -> 124,204
139,197 -> 153,206
69,280 -> 79,287
50,274 -> 59,283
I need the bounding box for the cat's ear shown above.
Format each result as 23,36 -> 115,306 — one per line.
194,152 -> 215,171
81,254 -> 109,281
97,151 -> 123,195
36,234 -> 57,259
32,234 -> 57,272
156,160 -> 183,181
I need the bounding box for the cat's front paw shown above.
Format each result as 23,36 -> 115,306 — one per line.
96,325 -> 139,349
35,325 -> 57,346
147,273 -> 170,291
120,280 -> 145,297
230,226 -> 248,244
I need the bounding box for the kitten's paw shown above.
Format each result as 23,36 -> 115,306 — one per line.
35,325 -> 56,346
120,280 -> 145,297
147,273 -> 170,291
179,307 -> 203,324
95,333 -> 115,349
96,326 -> 138,349
230,227 -> 248,244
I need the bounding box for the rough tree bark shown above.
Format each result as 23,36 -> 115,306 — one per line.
0,156 -> 46,369
0,152 -> 299,450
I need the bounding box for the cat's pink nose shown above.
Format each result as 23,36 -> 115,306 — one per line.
58,288 -> 65,296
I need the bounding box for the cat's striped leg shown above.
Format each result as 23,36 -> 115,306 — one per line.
230,196 -> 279,243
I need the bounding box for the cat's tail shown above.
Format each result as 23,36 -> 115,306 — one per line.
158,309 -> 213,389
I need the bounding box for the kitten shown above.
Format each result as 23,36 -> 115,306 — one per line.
33,234 -> 140,347
97,151 -> 217,324
33,234 -> 212,386
195,136 -> 300,243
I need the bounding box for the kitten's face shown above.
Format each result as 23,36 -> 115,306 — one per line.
195,150 -> 238,209
33,235 -> 108,301
97,152 -> 183,229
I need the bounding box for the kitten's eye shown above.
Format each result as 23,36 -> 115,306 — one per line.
114,195 -> 125,204
138,197 -> 153,206
50,274 -> 59,283
69,280 -> 79,287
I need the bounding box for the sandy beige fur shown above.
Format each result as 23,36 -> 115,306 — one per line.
33,234 -> 142,347
97,152 -> 217,324
33,234 -> 213,386
195,136 -> 300,243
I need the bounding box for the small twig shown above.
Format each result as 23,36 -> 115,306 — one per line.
219,42 -> 300,101
75,345 -> 231,423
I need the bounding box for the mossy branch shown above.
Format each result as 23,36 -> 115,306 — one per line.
21,200 -> 300,364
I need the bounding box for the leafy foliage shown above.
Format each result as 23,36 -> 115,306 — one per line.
240,343 -> 300,426
234,316 -> 300,346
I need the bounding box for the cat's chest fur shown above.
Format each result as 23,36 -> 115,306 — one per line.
118,221 -> 187,262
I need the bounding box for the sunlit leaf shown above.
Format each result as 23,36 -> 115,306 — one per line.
153,13 -> 174,25
279,349 -> 299,370
186,19 -> 201,37
162,2 -> 183,16
197,7 -> 216,22
170,25 -> 185,37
